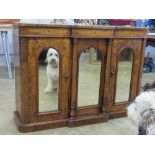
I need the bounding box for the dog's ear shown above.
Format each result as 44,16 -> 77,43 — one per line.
45,58 -> 48,64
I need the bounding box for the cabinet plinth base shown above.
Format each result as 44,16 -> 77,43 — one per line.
68,114 -> 109,127
109,111 -> 127,119
14,111 -> 68,133
14,111 -> 109,133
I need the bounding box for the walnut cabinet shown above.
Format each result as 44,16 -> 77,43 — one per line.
13,24 -> 147,132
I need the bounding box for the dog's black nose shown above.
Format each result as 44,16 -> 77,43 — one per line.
138,124 -> 147,135
51,59 -> 56,62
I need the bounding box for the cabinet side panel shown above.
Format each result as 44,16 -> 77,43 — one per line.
14,25 -> 29,123
14,26 -> 21,117
19,38 -> 29,123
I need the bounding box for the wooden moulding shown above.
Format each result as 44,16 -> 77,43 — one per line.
71,28 -> 114,38
114,29 -> 148,38
15,23 -> 148,38
72,26 -> 147,38
108,111 -> 127,119
19,26 -> 71,37
14,111 -> 108,132
68,113 -> 109,127
14,111 -> 68,133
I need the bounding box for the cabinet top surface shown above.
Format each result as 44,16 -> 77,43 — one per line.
15,23 -> 148,31
14,23 -> 148,38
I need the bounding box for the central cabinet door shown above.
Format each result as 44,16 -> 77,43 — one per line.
71,39 -> 107,118
28,38 -> 70,123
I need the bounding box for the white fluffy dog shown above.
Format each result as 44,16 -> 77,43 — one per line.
127,91 -> 155,135
44,48 -> 59,94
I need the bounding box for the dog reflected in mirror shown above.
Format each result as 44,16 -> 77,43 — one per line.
127,91 -> 155,135
44,48 -> 59,94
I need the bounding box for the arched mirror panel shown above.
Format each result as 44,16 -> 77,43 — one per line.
77,47 -> 103,107
115,47 -> 133,103
38,48 -> 59,112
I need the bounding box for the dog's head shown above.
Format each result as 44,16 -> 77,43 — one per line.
45,48 -> 59,68
127,91 -> 155,128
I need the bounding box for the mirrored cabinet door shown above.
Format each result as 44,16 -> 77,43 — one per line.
38,48 -> 59,112
28,38 -> 70,122
77,47 -> 102,107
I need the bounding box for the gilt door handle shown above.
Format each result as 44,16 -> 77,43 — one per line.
64,73 -> 69,81
110,71 -> 115,78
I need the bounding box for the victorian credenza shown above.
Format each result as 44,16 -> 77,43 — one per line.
13,23 -> 147,132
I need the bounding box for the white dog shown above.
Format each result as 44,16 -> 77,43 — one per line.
44,48 -> 59,94
127,91 -> 155,135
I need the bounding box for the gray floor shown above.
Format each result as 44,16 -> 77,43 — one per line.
0,67 -> 154,135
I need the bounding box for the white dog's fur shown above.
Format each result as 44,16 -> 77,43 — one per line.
127,91 -> 155,135
44,48 -> 59,94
